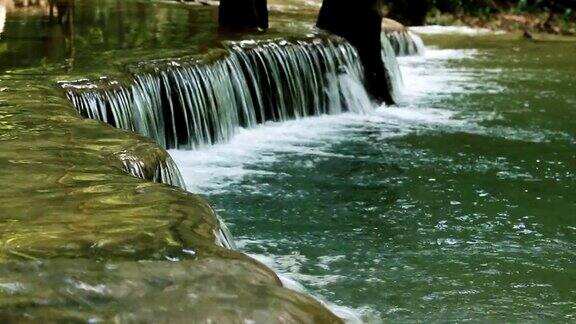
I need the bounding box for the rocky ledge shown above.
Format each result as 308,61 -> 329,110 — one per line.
0,70 -> 341,322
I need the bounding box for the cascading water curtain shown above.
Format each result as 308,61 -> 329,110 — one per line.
63,35 -> 406,151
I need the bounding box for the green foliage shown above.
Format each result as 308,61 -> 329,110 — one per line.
562,8 -> 574,22
430,0 -> 576,16
432,0 -> 498,15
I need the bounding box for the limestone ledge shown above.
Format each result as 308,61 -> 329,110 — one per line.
0,74 -> 342,321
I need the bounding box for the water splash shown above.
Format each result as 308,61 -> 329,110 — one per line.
0,4 -> 5,36
124,155 -> 185,189
385,30 -> 426,57
61,34 -> 409,262
214,211 -> 237,250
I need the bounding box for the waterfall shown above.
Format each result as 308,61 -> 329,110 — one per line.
0,4 -> 6,36
122,155 -> 186,189
63,35 -> 407,152
381,35 -> 404,103
384,30 -> 426,56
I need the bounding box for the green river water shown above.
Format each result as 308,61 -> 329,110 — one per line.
1,0 -> 575,322
172,26 -> 576,323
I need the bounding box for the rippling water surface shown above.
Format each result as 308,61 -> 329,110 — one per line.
173,35 -> 576,321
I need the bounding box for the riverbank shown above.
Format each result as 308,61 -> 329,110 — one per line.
428,11 -> 576,36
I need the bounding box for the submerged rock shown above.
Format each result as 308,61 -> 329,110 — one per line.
0,98 -> 219,261
108,141 -> 186,189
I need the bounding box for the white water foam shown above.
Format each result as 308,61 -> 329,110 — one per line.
410,25 -> 505,35
397,49 -> 478,101
170,104 -> 468,194
0,4 -> 6,36
171,49 -> 482,194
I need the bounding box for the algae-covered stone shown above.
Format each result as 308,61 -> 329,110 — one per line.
382,17 -> 407,32
0,258 -> 342,323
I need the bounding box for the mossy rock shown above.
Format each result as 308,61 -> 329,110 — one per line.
0,258 -> 342,323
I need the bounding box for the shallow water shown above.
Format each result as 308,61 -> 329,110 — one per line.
173,35 -> 576,321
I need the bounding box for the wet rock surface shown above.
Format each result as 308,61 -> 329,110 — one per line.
0,258 -> 341,322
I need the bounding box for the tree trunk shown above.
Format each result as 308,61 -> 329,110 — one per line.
219,0 -> 268,30
387,0 -> 430,26
317,0 -> 395,105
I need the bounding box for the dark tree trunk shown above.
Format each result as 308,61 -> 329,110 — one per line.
219,0 -> 268,30
317,0 -> 395,105
387,0 -> 430,26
